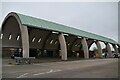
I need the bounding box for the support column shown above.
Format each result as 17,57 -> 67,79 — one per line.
81,38 -> 89,59
112,44 -> 118,53
117,45 -> 120,53
106,43 -> 112,57
95,41 -> 102,58
58,33 -> 67,60
21,25 -> 29,58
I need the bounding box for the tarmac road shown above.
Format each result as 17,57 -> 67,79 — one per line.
2,58 -> 118,78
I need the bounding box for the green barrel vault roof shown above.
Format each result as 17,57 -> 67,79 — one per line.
11,12 -> 117,44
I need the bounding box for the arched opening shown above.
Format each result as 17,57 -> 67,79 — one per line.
89,42 -> 97,58
89,41 -> 105,58
102,42 -> 113,57
27,27 -> 60,59
2,16 -> 22,58
66,35 -> 83,59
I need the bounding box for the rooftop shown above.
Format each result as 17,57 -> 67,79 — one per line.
5,12 -> 118,44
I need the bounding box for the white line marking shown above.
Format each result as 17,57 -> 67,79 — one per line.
34,72 -> 45,75
16,73 -> 29,78
33,69 -> 62,76
46,69 -> 53,73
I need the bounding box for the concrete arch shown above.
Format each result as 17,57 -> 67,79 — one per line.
112,44 -> 118,53
1,12 -> 119,60
102,42 -> 112,57
109,43 -> 115,52
95,41 -> 102,57
1,12 -> 29,58
58,33 -> 67,60
81,38 -> 89,59
89,40 -> 103,58
117,45 -> 120,53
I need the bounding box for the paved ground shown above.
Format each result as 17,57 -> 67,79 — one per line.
2,58 -> 118,78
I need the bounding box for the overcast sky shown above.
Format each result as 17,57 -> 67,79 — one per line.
0,2 -> 118,50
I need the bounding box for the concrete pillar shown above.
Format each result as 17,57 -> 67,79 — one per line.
117,45 -> 120,53
81,38 -> 89,59
112,44 -> 118,53
106,43 -> 112,57
21,25 -> 29,58
95,41 -> 102,57
58,33 -> 67,60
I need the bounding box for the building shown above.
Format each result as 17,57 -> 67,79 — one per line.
1,12 -> 119,60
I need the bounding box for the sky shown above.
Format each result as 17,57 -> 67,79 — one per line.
0,1 -> 119,50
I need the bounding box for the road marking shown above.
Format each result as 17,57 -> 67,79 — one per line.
34,72 -> 45,75
33,69 -> 62,76
46,69 -> 53,73
16,73 -> 29,78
